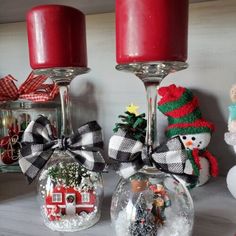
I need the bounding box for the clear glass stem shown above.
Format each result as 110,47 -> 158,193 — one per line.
33,67 -> 90,137
59,84 -> 73,136
116,62 -> 188,164
144,81 -> 161,156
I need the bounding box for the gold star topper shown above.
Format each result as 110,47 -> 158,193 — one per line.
126,103 -> 139,116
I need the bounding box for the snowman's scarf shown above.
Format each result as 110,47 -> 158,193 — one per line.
188,148 -> 219,177
186,150 -> 200,176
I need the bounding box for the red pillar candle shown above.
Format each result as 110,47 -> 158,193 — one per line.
116,0 -> 189,64
27,5 -> 87,69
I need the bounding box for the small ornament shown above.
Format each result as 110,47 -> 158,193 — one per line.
158,84 -> 219,187
224,84 -> 236,199
0,116 -> 22,165
0,129 -> 21,165
113,104 -> 146,143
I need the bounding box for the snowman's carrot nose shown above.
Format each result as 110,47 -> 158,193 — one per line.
185,141 -> 193,147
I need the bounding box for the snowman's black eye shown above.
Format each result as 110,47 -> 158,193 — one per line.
182,136 -> 187,140
191,137 -> 196,141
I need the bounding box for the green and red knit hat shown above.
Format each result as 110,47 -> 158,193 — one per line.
158,84 -> 215,138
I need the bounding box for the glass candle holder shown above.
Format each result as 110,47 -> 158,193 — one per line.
0,101 -> 60,172
110,62 -> 194,236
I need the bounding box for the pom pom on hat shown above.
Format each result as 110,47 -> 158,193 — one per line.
158,84 -> 215,138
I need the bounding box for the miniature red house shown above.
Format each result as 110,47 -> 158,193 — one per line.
45,186 -> 96,221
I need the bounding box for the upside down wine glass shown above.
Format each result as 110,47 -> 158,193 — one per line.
111,0 -> 194,235
27,5 -> 103,232
111,62 -> 194,236
36,68 -> 104,232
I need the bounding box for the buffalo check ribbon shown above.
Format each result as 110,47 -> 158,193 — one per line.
0,72 -> 58,102
109,129 -> 196,181
19,116 -> 107,183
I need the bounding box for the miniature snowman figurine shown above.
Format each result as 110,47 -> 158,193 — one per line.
224,84 -> 236,199
158,84 -> 219,187
178,133 -> 216,186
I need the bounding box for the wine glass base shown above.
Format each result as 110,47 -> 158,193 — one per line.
116,61 -> 188,83
33,67 -> 90,84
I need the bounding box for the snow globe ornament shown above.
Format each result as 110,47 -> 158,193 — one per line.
19,5 -> 106,232
109,105 -> 194,236
38,150 -> 104,231
158,84 -> 219,187
19,115 -> 106,232
224,84 -> 236,199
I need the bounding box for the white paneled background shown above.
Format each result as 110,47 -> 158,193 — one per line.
0,0 -> 236,175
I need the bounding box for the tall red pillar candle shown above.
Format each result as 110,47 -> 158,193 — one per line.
27,5 -> 87,69
116,0 -> 189,64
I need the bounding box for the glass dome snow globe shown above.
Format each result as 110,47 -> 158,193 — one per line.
38,150 -> 103,232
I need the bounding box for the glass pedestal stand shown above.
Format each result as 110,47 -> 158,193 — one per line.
111,62 -> 194,236
34,68 -> 104,232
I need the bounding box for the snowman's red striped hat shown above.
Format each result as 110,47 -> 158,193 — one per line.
158,84 -> 214,138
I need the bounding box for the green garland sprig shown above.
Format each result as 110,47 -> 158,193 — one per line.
113,111 -> 147,142
48,163 -> 89,187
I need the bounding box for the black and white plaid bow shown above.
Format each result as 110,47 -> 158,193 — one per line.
109,129 -> 191,179
19,116 -> 106,183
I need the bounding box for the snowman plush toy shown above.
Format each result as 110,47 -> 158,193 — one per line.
225,84 -> 236,198
157,84 -> 219,187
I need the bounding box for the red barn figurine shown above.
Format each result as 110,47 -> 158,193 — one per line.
45,186 -> 96,221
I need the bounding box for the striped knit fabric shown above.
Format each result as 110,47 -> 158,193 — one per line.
158,84 -> 214,138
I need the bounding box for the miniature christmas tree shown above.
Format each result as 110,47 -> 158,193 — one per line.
113,104 -> 147,142
129,194 -> 157,236
47,163 -> 89,187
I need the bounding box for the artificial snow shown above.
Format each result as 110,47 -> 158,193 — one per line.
41,207 -> 100,232
158,208 -> 192,236
114,207 -> 192,236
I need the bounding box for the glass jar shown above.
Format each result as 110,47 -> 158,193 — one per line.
0,100 -> 60,172
38,151 -> 103,232
111,170 -> 194,236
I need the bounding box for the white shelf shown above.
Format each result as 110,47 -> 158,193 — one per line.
0,173 -> 235,236
0,0 -> 216,24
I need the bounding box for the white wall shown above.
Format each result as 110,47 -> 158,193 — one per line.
0,0 -> 236,175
